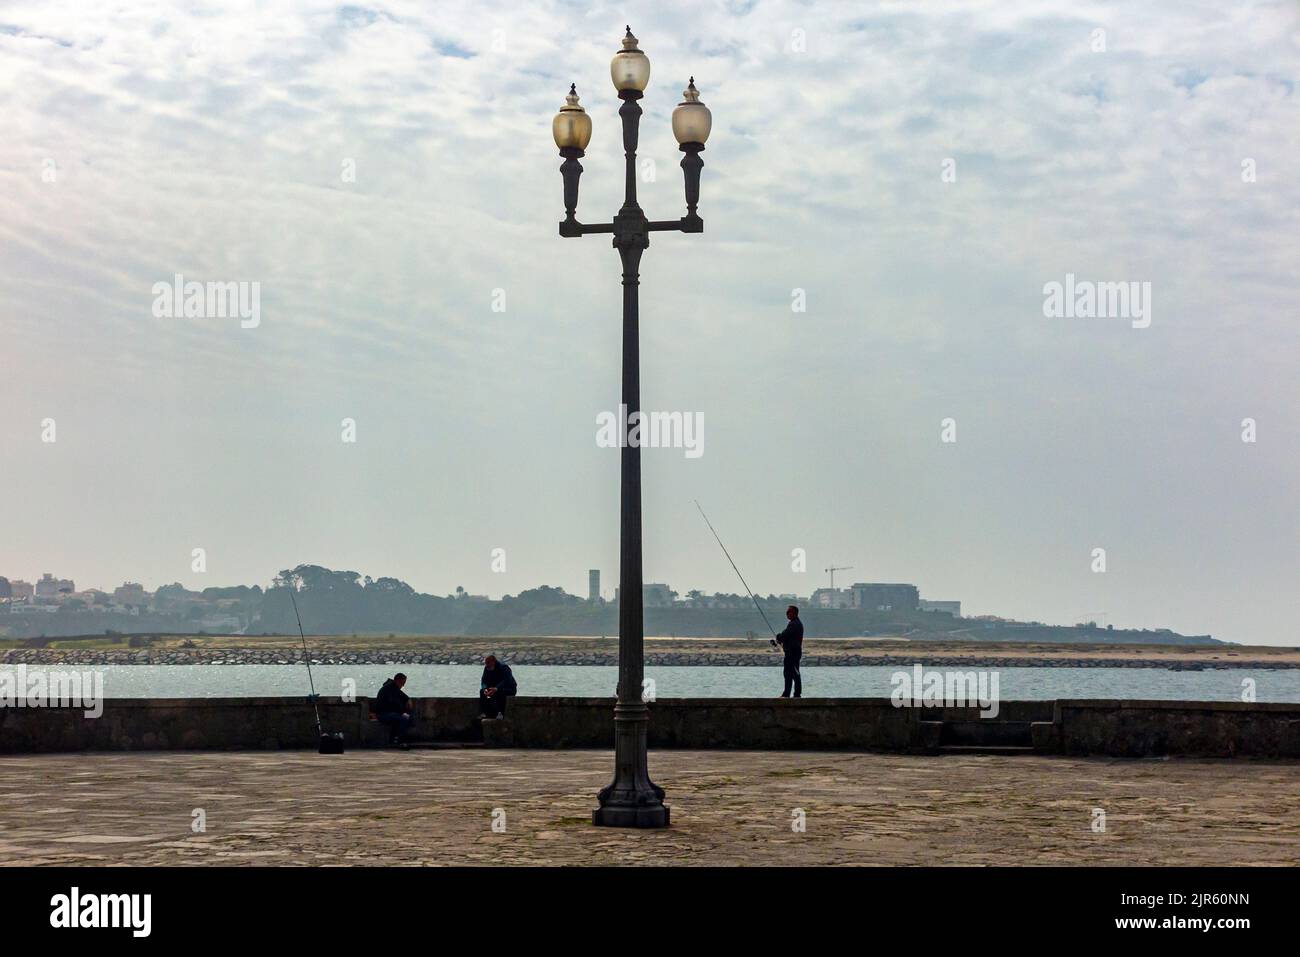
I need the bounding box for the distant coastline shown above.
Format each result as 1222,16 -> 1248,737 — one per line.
3,636 -> 1295,670
0,564 -> 1222,646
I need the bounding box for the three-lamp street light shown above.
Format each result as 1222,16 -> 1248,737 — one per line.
552,27 -> 712,828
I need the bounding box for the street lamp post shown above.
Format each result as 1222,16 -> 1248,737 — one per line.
552,27 -> 712,828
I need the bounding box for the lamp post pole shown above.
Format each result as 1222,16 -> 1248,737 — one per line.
552,27 -> 712,828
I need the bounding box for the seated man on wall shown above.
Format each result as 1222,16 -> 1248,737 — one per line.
371,672 -> 415,746
479,655 -> 517,720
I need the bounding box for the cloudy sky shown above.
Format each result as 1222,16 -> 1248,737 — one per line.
2,0 -> 1298,644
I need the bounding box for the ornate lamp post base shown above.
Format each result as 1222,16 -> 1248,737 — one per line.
594,805 -> 671,828
593,701 -> 670,827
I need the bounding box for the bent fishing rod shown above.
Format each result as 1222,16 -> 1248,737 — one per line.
694,500 -> 781,650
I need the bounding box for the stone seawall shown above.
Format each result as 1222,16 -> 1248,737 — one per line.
1047,699 -> 1300,757
2,696 -> 1298,758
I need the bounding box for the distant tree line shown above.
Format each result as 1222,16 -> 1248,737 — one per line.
0,563 -> 1217,644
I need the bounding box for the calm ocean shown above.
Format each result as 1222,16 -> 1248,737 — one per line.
4,663 -> 1298,702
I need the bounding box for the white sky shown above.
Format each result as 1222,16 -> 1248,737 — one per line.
2,1 -> 1298,643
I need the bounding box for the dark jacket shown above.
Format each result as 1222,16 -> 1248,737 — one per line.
775,617 -> 804,660
481,662 -> 517,696
374,678 -> 410,714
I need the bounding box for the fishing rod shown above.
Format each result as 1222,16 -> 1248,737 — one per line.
287,584 -> 344,753
694,500 -> 780,650
287,586 -> 323,735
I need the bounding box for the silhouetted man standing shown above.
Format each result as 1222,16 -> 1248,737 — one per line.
775,605 -> 803,698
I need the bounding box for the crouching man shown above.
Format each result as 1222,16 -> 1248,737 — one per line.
479,655 -> 517,720
372,672 -> 415,746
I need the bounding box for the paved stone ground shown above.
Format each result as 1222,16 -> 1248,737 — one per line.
0,750 -> 1296,866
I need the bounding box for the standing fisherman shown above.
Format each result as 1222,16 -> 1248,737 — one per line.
775,605 -> 804,698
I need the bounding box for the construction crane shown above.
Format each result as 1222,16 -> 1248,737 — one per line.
825,565 -> 854,590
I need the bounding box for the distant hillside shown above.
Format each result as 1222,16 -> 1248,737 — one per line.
1,563 -> 1219,646
249,571 -> 1215,645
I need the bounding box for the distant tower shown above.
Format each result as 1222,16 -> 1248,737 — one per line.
588,569 -> 601,603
